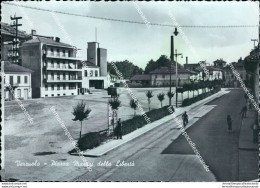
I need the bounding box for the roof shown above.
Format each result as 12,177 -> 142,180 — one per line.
3,61 -> 33,73
196,66 -> 222,72
245,48 -> 260,63
81,61 -> 99,67
1,22 -> 31,39
130,74 -> 151,81
23,37 -> 73,48
150,66 -> 196,75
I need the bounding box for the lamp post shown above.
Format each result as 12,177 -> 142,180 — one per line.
170,27 -> 179,106
174,49 -> 183,107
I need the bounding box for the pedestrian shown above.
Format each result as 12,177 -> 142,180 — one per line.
182,111 -> 189,127
250,119 -> 259,144
227,115 -> 233,132
116,118 -> 122,140
240,106 -> 247,119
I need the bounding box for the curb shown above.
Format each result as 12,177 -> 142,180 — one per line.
71,90 -> 229,157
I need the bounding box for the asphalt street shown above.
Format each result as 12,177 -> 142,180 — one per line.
73,89 -> 252,182
163,89 -> 245,181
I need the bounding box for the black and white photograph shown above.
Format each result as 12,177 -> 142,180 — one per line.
1,1 -> 259,186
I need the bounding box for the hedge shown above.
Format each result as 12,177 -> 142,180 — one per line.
182,86 -> 221,107
121,105 -> 174,135
68,131 -> 107,153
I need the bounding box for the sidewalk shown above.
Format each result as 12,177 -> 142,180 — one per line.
73,89 -> 230,157
238,108 -> 259,181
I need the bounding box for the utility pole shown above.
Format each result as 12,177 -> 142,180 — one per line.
8,14 -> 22,65
174,49 -> 183,108
170,35 -> 173,106
251,39 -> 258,49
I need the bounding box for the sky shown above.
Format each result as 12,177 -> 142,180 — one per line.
2,1 -> 259,69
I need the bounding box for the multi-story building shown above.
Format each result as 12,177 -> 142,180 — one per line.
1,22 -> 32,64
81,42 -> 108,91
3,61 -> 33,100
20,36 -> 82,98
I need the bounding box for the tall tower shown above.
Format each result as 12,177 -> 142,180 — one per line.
87,42 -> 99,66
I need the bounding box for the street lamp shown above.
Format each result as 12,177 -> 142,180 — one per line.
170,27 -> 179,106
174,49 -> 183,107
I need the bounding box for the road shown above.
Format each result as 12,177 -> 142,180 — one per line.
73,89 -> 246,182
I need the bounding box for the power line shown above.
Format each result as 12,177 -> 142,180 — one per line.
3,2 -> 259,29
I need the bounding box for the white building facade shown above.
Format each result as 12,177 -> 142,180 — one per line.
20,37 -> 82,98
3,61 -> 33,100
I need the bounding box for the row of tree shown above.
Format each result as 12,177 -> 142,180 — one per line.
107,55 -> 178,79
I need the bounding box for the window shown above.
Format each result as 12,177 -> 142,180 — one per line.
90,70 -> 93,77
84,70 -> 88,77
57,49 -> 60,56
68,51 -> 71,57
63,73 -> 66,80
17,76 -> 21,84
51,61 -> 54,68
57,84 -> 60,90
10,76 -> 13,85
51,73 -> 54,80
63,84 -> 66,90
57,73 -> 60,80
95,70 -> 98,77
57,61 -> 60,68
63,61 -> 66,68
69,83 -> 76,89
45,85 -> 48,91
51,84 -> 54,90
63,50 -> 65,57
162,75 -> 165,78
24,76 -> 28,84
51,48 -> 54,56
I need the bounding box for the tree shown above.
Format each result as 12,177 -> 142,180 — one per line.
146,90 -> 154,111
107,60 -> 143,79
167,91 -> 175,106
144,55 -> 171,73
108,97 -> 121,134
130,99 -> 138,116
72,100 -> 91,139
157,93 -> 165,108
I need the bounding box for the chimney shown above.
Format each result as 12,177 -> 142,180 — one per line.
31,29 -> 36,36
186,56 -> 188,64
55,37 -> 60,42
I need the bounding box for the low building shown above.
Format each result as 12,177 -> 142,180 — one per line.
150,66 -> 196,86
130,74 -> 151,87
223,59 -> 248,87
107,73 -> 120,87
3,61 -> 33,100
195,66 -> 223,81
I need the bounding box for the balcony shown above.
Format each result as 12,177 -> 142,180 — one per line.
44,66 -> 81,72
44,78 -> 82,83
46,53 -> 79,61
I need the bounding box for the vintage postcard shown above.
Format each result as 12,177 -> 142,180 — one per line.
1,0 -> 259,185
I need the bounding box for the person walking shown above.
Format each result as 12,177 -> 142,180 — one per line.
116,118 -> 122,140
227,115 -> 233,132
182,111 -> 189,127
250,119 -> 259,144
240,106 -> 247,119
